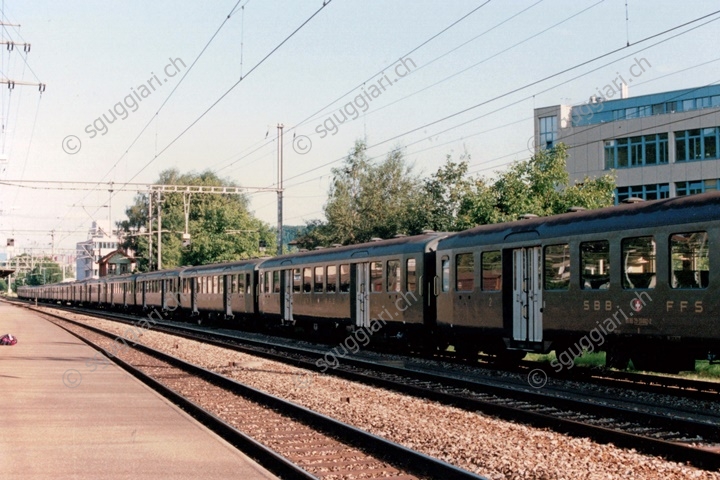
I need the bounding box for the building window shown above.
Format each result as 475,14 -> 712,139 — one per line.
676,179 -> 719,196
538,116 -> 557,150
615,183 -> 669,203
605,133 -> 668,169
675,127 -> 719,162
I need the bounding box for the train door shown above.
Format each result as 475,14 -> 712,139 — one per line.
224,275 -> 232,318
281,270 -> 293,324
352,262 -> 370,328
512,247 -> 543,343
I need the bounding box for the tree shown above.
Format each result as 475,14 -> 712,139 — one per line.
300,140 -> 424,247
458,143 -> 616,225
298,141 -> 616,248
26,258 -> 63,285
415,153 -> 475,232
119,169 -> 276,269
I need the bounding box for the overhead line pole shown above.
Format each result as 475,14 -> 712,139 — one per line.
157,192 -> 162,271
148,192 -> 153,271
277,123 -> 284,256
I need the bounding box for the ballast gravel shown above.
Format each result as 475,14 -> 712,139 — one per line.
57,311 -> 720,480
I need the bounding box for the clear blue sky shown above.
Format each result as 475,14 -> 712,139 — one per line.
1,0 -> 719,255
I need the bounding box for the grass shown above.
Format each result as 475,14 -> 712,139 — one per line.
525,351 -> 606,369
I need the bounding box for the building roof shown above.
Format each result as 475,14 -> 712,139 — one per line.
568,84 -> 720,127
98,249 -> 135,264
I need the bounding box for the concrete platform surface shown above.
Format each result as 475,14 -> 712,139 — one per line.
0,302 -> 278,480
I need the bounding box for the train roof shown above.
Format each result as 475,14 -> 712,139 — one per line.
182,258 -> 263,276
438,191 -> 720,250
259,232 -> 448,269
136,267 -> 186,280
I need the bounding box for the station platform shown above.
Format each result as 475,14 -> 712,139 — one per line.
0,301 -> 278,480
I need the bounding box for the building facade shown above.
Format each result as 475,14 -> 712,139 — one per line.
533,84 -> 720,202
75,222 -> 120,281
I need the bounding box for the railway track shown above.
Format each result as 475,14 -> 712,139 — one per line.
22,298 -> 720,402
38,306 -> 485,480
13,300 -> 720,472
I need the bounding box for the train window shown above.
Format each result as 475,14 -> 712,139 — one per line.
265,272 -> 272,294
371,262 -> 383,292
340,264 -> 350,293
246,274 -> 251,294
407,259 -> 416,292
231,275 -> 237,293
327,266 -> 337,293
481,251 -> 502,291
219,276 -> 225,295
314,266 -> 324,293
303,268 -> 312,293
544,244 -> 570,290
293,268 -> 301,293
441,257 -> 450,292
622,237 -> 656,289
387,260 -> 401,292
455,253 -> 475,292
210,276 -> 217,294
581,241 -> 610,290
273,271 -> 281,293
238,274 -> 246,294
670,231 -> 709,289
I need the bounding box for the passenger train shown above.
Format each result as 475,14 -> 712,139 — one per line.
18,192 -> 720,373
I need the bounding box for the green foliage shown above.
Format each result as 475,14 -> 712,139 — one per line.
299,140 -> 424,247
299,141 -> 616,246
120,169 -> 276,269
416,154 -> 475,232
25,258 -> 63,285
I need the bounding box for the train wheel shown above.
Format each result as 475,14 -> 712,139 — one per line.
606,344 -> 630,370
492,349 -> 526,366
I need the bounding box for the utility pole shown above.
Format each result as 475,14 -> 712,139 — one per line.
157,192 -> 162,271
148,191 -> 153,271
277,123 -> 284,256
108,182 -> 113,237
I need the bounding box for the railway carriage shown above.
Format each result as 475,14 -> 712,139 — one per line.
257,233 -> 446,342
181,259 -> 261,321
15,192 -> 720,373
104,274 -> 137,310
436,192 -> 720,372
136,268 -> 185,312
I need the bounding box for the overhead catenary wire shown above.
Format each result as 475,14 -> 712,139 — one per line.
51,0 -> 249,234
53,2 -> 334,248
278,9 -> 720,188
